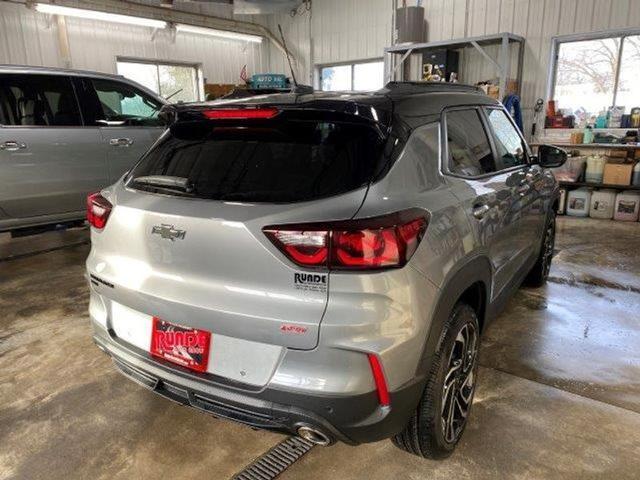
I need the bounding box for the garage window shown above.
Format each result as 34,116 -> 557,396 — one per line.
116,59 -> 201,103
552,33 -> 640,122
320,60 -> 384,92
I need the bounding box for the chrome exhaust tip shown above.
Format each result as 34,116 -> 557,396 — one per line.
297,426 -> 331,446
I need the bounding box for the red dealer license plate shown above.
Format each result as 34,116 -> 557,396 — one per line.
150,317 -> 211,373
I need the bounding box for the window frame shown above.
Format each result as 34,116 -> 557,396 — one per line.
317,58 -> 384,92
0,73 -> 84,128
546,27 -> 640,114
441,105 -> 531,180
115,56 -> 203,102
482,105 -> 531,171
75,76 -> 165,128
91,78 -> 163,126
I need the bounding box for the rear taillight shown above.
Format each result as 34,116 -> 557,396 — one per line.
202,107 -> 279,120
87,192 -> 112,230
263,210 -> 428,271
265,230 -> 328,266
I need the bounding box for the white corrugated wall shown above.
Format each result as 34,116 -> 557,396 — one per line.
2,0 -> 639,130
257,9 -> 312,84
257,0 -> 393,84
424,0 -> 640,132
0,1 -> 266,85
264,0 -> 640,134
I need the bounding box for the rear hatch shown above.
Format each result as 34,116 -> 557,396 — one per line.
89,101 -> 391,350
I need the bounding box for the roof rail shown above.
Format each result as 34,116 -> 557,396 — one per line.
382,81 -> 482,94
0,64 -> 125,80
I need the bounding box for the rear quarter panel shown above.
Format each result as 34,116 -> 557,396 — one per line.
321,121 -> 480,390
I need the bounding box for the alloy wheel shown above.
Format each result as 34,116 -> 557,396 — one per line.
441,322 -> 478,444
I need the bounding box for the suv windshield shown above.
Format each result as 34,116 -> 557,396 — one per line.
127,119 -> 384,203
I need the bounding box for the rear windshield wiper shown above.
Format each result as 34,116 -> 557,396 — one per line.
131,175 -> 194,194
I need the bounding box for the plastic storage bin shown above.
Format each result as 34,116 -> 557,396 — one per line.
589,189 -> 616,219
633,162 -> 640,186
566,188 -> 592,217
613,191 -> 640,221
552,156 -> 586,183
585,155 -> 606,183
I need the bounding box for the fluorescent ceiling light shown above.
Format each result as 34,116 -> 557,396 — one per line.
176,24 -> 263,43
35,4 -> 167,29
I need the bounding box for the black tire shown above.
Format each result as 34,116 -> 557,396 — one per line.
391,303 -> 480,459
524,210 -> 556,287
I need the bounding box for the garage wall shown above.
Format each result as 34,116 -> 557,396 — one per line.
258,8 -> 312,84
264,0 -> 640,136
3,0 -> 639,128
0,1 -> 266,85
425,0 -> 640,133
260,0 -> 392,85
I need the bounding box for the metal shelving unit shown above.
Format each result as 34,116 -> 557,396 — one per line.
559,181 -> 640,191
384,32 -> 525,97
531,143 -> 640,150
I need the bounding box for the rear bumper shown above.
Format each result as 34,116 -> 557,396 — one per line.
92,326 -> 424,445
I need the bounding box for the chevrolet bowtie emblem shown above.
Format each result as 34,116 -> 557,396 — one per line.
151,224 -> 186,241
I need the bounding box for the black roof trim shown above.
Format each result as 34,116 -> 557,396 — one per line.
380,81 -> 482,96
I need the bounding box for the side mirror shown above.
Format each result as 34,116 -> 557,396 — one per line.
537,144 -> 567,168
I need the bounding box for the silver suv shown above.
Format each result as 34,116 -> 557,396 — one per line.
0,65 -> 166,234
86,82 -> 566,458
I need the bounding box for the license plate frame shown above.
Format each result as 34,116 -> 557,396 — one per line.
150,317 -> 211,373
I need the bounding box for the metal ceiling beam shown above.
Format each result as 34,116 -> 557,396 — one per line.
27,0 -> 295,63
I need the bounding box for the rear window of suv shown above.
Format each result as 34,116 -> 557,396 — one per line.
126,118 -> 384,203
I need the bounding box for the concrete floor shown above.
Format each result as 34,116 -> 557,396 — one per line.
1,217 -> 639,479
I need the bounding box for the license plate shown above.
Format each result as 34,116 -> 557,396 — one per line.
150,317 -> 211,373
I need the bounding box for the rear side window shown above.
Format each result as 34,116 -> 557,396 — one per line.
0,74 -> 81,126
445,109 -> 495,177
485,108 -> 528,170
127,120 -> 383,203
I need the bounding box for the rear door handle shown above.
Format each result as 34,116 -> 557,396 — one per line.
0,141 -> 27,151
472,204 -> 490,219
110,138 -> 134,147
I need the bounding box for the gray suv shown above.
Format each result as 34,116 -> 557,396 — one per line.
86,82 -> 566,458
0,65 -> 166,234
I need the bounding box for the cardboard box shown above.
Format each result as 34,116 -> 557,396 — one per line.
607,148 -> 629,158
506,79 -> 519,96
570,132 -> 584,144
605,156 -> 628,164
603,162 -> 634,185
487,85 -> 500,100
204,83 -> 237,100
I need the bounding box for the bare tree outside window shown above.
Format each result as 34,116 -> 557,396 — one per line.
117,60 -> 200,102
159,65 -> 198,103
554,35 -> 640,125
617,35 -> 640,112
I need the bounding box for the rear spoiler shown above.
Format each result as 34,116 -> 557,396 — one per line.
160,100 -> 393,134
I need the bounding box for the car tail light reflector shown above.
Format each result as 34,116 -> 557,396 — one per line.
202,107 -> 279,120
367,354 -> 390,407
263,210 -> 427,271
264,230 -> 328,266
87,192 -> 112,229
